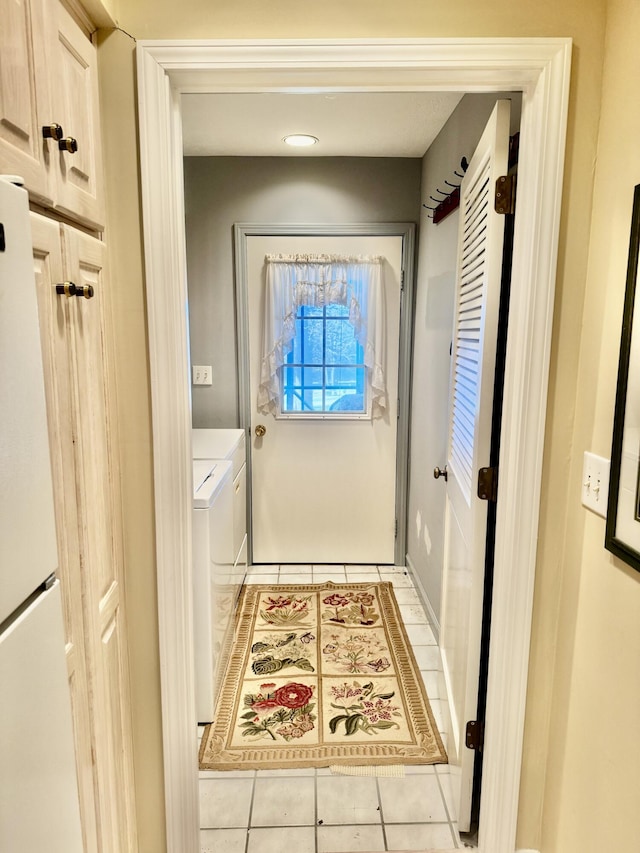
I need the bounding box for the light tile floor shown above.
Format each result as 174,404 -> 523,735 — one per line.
199,565 -> 466,852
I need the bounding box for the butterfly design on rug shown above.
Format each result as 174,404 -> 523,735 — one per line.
250,631 -> 316,675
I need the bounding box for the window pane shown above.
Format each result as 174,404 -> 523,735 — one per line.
326,302 -> 349,317
327,365 -> 359,387
282,392 -> 303,413
325,318 -> 357,364
302,366 -> 323,387
281,366 -> 302,413
298,303 -> 323,318
282,365 -> 302,388
302,318 -> 323,363
327,390 -> 365,413
303,388 -> 322,412
292,319 -> 303,362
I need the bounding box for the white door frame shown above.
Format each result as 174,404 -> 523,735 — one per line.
234,222 -> 416,566
136,38 -> 571,853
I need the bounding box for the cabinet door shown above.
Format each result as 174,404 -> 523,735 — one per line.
52,5 -> 104,229
32,215 -> 137,853
31,213 -> 100,853
62,224 -> 136,852
0,0 -> 53,204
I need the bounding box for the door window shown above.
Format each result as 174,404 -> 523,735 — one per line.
258,253 -> 387,419
281,303 -> 366,415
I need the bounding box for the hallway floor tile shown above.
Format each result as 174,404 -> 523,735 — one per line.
198,564 -> 464,851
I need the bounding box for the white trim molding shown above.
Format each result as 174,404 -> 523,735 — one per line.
136,38 -> 572,853
137,46 -> 199,853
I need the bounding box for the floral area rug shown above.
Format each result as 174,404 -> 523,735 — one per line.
199,582 -> 447,770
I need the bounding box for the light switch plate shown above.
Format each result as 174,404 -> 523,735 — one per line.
192,365 -> 212,386
581,452 -> 610,518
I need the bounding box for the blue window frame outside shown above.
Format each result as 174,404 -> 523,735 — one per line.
281,303 -> 366,414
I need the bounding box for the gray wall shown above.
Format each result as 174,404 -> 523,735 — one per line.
184,156 -> 422,426
406,93 -> 521,630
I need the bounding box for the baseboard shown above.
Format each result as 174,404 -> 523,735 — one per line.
404,552 -> 441,643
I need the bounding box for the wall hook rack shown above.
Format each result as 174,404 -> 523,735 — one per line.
422,156 -> 469,224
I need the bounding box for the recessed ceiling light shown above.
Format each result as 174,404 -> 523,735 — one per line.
283,134 -> 319,147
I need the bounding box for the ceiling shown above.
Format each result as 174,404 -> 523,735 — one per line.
181,92 -> 464,158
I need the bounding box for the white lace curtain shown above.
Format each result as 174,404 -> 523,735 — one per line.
258,253 -> 387,416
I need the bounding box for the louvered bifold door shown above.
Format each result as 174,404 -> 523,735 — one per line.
438,100 -> 511,832
450,160 -> 494,499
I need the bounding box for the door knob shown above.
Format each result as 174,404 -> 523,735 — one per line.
55,281 -> 76,297
42,123 -> 64,141
254,424 -> 266,438
58,137 -> 78,154
433,465 -> 448,481
74,284 -> 94,299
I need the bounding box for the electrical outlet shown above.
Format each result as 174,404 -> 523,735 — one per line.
581,452 -> 610,518
192,365 -> 212,386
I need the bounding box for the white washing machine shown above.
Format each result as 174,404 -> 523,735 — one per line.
192,459 -> 234,724
192,429 -> 247,587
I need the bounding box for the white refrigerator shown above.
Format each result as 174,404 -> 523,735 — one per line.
0,177 -> 84,851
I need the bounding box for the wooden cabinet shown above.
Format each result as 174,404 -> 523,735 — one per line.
0,0 -> 104,228
31,214 -> 137,853
4,0 -> 138,849
30,215 -> 99,853
0,0 -> 53,204
50,3 -> 105,227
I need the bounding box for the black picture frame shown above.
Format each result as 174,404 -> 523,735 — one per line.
605,184 -> 640,572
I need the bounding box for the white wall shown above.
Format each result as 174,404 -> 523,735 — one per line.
184,156 -> 422,426
407,93 -> 521,629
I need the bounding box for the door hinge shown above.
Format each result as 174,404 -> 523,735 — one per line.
465,719 -> 484,752
477,466 -> 498,502
394,519 -> 398,539
495,174 -> 516,215
400,269 -> 405,291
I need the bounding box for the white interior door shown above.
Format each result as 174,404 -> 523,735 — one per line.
438,100 -> 511,831
247,234 -> 402,565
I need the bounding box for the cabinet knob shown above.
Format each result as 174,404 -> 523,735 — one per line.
58,137 -> 78,154
254,424 -> 266,438
433,465 -> 448,481
55,281 -> 77,297
75,284 -> 94,299
42,123 -> 64,141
